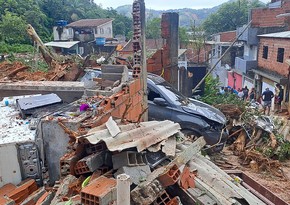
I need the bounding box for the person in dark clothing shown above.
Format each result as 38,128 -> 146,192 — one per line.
243,86 -> 249,101
262,88 -> 274,115
249,88 -> 256,102
276,84 -> 284,113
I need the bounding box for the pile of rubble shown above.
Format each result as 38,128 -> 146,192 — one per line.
0,114 -> 268,205
216,104 -> 290,178
0,60 -> 82,82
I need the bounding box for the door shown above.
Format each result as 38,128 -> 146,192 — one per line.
147,86 -> 172,121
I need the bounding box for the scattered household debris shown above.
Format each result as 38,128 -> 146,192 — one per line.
214,105 -> 290,179
0,116 -> 270,205
16,93 -> 62,119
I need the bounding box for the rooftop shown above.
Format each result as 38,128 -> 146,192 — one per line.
67,18 -> 113,28
258,31 -> 290,39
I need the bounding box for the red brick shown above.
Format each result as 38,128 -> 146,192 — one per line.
153,190 -> 171,205
81,176 -> 116,205
220,31 -> 236,42
0,183 -> 16,197
7,179 -> 38,204
35,191 -> 49,205
158,164 -> 180,187
167,197 -> 180,205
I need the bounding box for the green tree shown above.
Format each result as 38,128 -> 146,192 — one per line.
0,11 -> 28,44
146,18 -> 161,39
202,0 -> 264,35
179,27 -> 189,48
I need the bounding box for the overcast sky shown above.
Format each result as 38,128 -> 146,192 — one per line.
94,0 -> 270,10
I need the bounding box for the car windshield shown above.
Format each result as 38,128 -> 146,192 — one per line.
156,81 -> 189,105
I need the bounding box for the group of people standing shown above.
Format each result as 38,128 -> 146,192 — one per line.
219,84 -> 284,116
237,86 -> 256,102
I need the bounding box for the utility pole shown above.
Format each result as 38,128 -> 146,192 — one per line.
132,0 -> 148,121
192,20 -> 252,93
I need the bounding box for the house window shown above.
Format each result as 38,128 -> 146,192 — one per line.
94,28 -> 98,34
277,48 -> 284,63
107,27 -> 111,34
100,28 -> 104,34
262,46 -> 268,59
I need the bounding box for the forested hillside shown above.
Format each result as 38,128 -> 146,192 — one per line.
0,0 -> 132,45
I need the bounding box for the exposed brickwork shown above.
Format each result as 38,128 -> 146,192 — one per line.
81,176 -> 116,205
185,44 -> 211,64
251,0 -> 290,28
220,31 -> 236,42
258,37 -> 290,77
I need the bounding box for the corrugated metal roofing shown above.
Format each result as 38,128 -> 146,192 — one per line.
78,120 -> 181,152
258,31 -> 290,38
67,18 -> 113,28
188,154 -> 265,205
45,41 -> 80,48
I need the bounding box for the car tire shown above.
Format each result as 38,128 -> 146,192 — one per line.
181,129 -> 201,141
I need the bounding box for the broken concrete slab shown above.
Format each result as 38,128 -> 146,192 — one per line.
105,116 -> 120,137
0,81 -> 85,103
162,136 -> 177,157
50,175 -> 77,205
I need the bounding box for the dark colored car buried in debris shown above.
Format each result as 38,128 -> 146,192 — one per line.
82,69 -> 228,152
147,73 -> 228,152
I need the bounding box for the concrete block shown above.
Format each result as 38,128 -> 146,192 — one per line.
85,142 -> 106,155
112,151 -> 148,170
114,165 -> 151,185
81,176 -> 116,205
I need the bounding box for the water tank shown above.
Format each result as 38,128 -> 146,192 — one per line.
96,37 -> 106,46
56,20 -> 68,26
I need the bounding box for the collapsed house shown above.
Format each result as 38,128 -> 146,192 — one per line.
1,62 -> 288,204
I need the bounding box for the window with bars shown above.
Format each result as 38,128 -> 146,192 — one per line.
262,46 -> 268,59
277,48 -> 284,63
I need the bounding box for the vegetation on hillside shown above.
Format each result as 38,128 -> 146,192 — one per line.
202,0 -> 265,35
0,0 -> 132,51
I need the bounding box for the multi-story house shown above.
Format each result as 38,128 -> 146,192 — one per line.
235,0 -> 290,99
45,18 -> 114,56
209,31 -> 243,88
